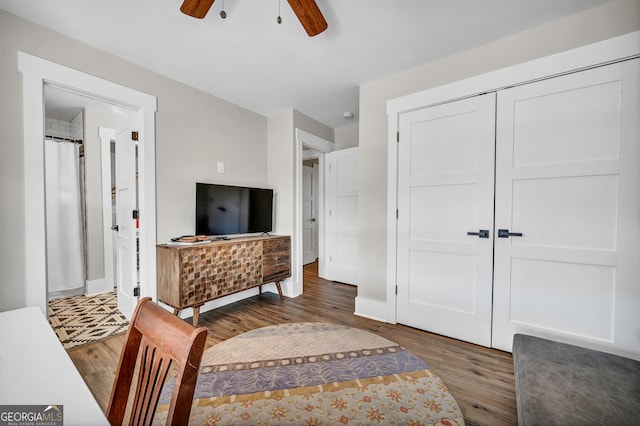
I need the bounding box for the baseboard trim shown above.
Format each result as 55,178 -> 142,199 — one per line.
85,278 -> 112,296
354,296 -> 391,323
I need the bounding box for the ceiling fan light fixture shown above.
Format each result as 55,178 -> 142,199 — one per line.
180,0 -> 327,37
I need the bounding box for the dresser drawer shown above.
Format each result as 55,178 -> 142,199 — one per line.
262,236 -> 291,283
263,237 -> 290,253
263,250 -> 289,266
263,251 -> 290,283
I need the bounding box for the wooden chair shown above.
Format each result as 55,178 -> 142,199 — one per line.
106,298 -> 207,426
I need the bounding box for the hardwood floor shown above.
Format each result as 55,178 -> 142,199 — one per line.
69,261 -> 517,425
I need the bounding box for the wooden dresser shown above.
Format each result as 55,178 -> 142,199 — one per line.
157,235 -> 290,325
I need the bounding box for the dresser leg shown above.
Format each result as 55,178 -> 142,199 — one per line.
275,282 -> 284,302
193,305 -> 201,327
173,307 -> 179,316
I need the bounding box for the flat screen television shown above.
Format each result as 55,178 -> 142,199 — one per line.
195,183 -> 274,236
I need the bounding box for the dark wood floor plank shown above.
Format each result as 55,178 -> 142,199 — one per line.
68,261 -> 517,425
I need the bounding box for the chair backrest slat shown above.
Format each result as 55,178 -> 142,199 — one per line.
130,343 -> 172,425
106,298 -> 207,426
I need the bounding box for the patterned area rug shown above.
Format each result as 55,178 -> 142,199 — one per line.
155,322 -> 465,425
48,291 -> 129,350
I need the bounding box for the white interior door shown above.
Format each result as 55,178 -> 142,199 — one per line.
326,147 -> 359,285
115,128 -> 137,320
396,94 -> 496,347
302,165 -> 318,265
492,60 -> 640,356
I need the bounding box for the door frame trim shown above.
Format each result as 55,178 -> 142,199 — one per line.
18,52 -> 157,316
301,158 -> 319,266
385,31 -> 640,325
295,129 -> 334,288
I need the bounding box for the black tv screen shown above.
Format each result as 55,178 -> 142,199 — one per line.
195,183 -> 274,236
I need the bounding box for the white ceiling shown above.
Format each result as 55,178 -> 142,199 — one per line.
1,0 -> 606,128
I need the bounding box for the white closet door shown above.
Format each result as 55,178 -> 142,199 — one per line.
493,59 -> 640,356
326,147 -> 359,285
397,94 -> 496,347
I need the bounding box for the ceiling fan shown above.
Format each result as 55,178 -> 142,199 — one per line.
180,0 -> 328,37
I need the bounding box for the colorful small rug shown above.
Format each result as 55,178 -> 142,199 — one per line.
48,291 -> 129,350
155,322 -> 465,425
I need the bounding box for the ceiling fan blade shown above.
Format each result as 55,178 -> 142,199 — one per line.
180,0 -> 216,19
287,0 -> 328,37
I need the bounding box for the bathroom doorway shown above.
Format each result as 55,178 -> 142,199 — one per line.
44,85 -> 136,325
20,52 -> 157,320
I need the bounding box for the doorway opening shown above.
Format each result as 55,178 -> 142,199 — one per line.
295,129 -> 335,290
302,156 -> 319,266
19,51 -> 157,320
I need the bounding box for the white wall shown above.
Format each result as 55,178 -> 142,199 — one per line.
357,0 -> 640,303
335,123 -> 359,150
154,82 -> 267,244
0,10 -> 269,311
293,110 -> 334,144
267,109 -> 334,296
267,110 -> 295,239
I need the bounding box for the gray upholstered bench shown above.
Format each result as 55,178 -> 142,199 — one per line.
512,334 -> 640,425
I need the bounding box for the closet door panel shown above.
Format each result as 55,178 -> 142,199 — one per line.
493,60 -> 640,357
509,258 -> 615,341
397,93 -> 496,347
511,78 -> 621,167
511,174 -> 618,250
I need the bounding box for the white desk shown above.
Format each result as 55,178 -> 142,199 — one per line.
0,307 -> 109,426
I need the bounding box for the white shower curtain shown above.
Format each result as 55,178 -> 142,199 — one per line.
45,139 -> 85,296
